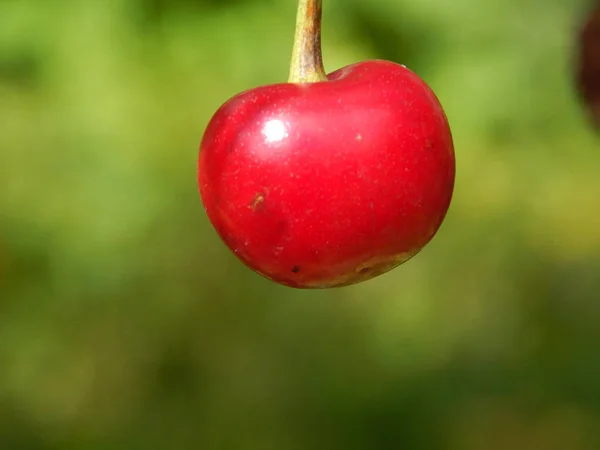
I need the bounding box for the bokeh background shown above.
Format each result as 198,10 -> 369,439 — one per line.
1,0 -> 600,449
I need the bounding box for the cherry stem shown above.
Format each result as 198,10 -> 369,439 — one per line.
288,0 -> 328,83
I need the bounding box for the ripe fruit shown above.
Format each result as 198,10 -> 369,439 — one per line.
577,0 -> 600,129
198,0 -> 455,288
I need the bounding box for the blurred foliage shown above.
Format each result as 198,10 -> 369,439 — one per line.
1,0 -> 600,449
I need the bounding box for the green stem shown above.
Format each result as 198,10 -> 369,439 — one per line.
288,0 -> 328,83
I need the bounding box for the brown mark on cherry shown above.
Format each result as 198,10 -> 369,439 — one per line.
250,192 -> 266,211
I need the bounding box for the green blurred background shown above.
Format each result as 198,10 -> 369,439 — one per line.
1,0 -> 600,449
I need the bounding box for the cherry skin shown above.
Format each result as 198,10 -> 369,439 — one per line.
198,60 -> 455,288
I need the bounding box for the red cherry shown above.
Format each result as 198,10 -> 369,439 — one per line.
577,0 -> 600,128
197,0 -> 455,288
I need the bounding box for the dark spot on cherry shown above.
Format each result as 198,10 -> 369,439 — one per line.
276,219 -> 289,234
291,265 -> 300,273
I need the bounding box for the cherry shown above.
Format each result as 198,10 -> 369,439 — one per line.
577,0 -> 600,129
197,0 -> 455,288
